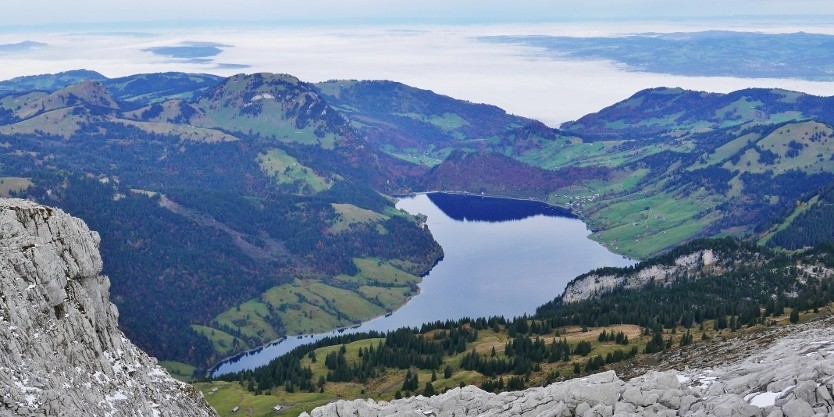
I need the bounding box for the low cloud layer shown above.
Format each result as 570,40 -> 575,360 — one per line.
2,22 -> 834,126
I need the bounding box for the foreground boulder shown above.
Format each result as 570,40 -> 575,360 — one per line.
0,199 -> 216,416
304,319 -> 834,416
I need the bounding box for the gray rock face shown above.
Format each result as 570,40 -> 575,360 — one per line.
0,199 -> 216,416
561,249 -> 719,303
303,319 -> 834,417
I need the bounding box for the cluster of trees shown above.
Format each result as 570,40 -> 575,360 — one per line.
222,311 -> 641,396
459,331 -> 636,383
421,150 -> 612,200
582,346 -> 639,373
597,330 -> 629,344
480,375 -> 527,393
217,332 -> 385,394
771,187 -> 834,250
0,109 -> 440,369
537,239 -> 834,338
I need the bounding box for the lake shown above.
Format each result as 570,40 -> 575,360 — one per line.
212,192 -> 633,376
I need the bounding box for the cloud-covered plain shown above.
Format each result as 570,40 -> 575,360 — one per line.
3,21 -> 834,126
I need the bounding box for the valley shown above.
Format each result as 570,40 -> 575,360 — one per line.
2,69 -> 834,389
5,2 -> 834,416
210,193 -> 630,376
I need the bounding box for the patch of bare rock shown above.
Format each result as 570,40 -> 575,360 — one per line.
304,318 -> 834,416
0,198 -> 216,416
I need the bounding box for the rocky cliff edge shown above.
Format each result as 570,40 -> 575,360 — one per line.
561,248 -> 723,304
0,198 -> 216,416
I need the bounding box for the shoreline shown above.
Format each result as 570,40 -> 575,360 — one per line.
208,240 -> 444,378
403,191 -> 636,261
206,191 -> 601,377
396,190 -> 575,213
207,278 -> 433,377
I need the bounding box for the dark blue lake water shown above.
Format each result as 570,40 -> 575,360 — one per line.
212,193 -> 633,376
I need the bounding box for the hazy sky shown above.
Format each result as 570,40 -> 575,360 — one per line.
2,2 -> 834,125
3,0 -> 834,28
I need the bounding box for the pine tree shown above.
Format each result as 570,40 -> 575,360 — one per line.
679,330 -> 693,347
422,382 -> 436,397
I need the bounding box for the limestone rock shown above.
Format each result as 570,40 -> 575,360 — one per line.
561,249 -> 719,303
0,198 -> 216,416
781,399 -> 815,417
304,317 -> 834,417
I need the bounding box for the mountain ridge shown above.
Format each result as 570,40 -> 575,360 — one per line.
4,69 -> 834,373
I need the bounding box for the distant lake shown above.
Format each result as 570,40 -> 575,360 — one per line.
212,192 -> 633,376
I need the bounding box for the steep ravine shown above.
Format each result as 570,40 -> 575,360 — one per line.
0,198 -> 216,416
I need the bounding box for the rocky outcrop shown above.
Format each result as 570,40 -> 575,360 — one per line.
304,317 -> 834,416
0,199 -> 216,416
561,249 -> 721,303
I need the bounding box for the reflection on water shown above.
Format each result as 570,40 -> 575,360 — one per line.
212,192 -> 633,376
427,193 -> 575,222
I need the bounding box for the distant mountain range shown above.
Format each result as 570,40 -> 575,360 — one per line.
2,70 -> 834,375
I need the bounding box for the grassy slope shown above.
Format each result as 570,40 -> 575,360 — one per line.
199,258 -> 421,354
196,305 -> 825,417
257,148 -> 333,194
534,119 -> 834,258
0,177 -> 33,197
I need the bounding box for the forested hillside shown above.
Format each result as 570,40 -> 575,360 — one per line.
316,81 -> 834,257
206,238 -> 834,416
765,185 -> 834,249
4,70 -> 834,379
0,72 -> 441,375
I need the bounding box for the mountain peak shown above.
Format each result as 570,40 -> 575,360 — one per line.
560,85 -> 834,140
193,72 -> 352,145
203,72 -> 309,108
56,80 -> 119,110
0,69 -> 107,94
0,80 -> 119,133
